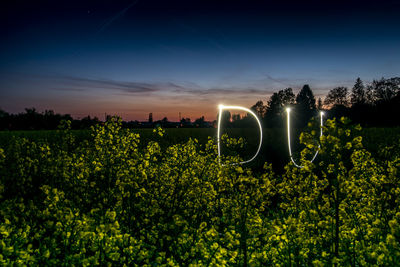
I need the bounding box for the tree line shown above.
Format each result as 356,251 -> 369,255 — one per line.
1,76 -> 399,130
0,109 -> 213,130
0,108 -> 101,130
224,76 -> 400,128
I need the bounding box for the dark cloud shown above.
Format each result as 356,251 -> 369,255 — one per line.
52,75 -> 168,94
52,87 -> 85,92
51,75 -> 273,96
173,87 -> 273,96
263,74 -> 295,88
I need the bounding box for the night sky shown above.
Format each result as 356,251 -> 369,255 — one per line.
1,0 -> 399,121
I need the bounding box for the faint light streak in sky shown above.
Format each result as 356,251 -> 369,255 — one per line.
97,0 -> 140,34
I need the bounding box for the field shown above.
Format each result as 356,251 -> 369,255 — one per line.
0,118 -> 400,265
1,126 -> 399,173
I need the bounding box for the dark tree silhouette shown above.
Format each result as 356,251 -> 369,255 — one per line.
279,87 -> 296,106
0,109 -> 10,130
250,100 -> 266,118
371,77 -> 400,103
295,85 -> 316,127
194,116 -> 206,127
0,108 -> 74,130
365,84 -> 376,105
78,115 -> 100,129
232,113 -> 241,122
218,110 -> 231,128
180,117 -> 190,123
317,97 -> 323,110
351,78 -> 366,106
324,87 -> 349,107
296,85 -> 316,110
264,88 -> 295,127
246,77 -> 399,129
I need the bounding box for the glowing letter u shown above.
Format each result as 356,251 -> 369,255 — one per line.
217,104 -> 263,165
286,108 -> 324,168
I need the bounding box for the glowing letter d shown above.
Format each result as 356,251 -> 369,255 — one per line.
217,104 -> 263,165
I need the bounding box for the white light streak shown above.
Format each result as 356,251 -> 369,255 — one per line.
286,108 -> 324,168
217,104 -> 263,165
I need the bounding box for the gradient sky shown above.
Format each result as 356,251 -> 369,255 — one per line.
1,0 -> 399,121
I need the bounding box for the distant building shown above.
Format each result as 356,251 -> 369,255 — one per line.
148,113 -> 153,123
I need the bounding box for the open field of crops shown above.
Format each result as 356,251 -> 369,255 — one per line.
1,125 -> 399,173
0,118 -> 400,265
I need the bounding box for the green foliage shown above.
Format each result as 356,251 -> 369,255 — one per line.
0,116 -> 399,265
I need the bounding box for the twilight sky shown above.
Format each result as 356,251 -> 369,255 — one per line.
1,0 -> 399,121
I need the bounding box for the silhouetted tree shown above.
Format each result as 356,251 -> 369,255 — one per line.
179,117 -> 192,127
0,108 -> 75,130
296,85 -> 316,110
0,109 -> 8,117
317,97 -> 323,110
279,88 -> 296,106
371,77 -> 400,103
194,116 -> 205,127
264,88 -> 295,127
78,115 -> 100,129
351,78 -> 366,106
295,85 -> 316,127
0,109 -> 10,130
218,110 -> 231,128
324,87 -> 349,107
365,84 -> 376,105
250,100 -> 266,118
232,114 -> 241,122
266,88 -> 296,114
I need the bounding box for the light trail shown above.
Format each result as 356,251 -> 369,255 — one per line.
286,107 -> 324,168
217,104 -> 263,165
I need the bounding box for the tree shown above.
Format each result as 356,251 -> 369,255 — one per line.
0,109 -> 10,130
194,116 -> 205,127
317,97 -> 323,110
351,78 -> 366,106
80,115 -> 100,129
231,114 -> 241,122
218,110 -> 231,128
250,101 -> 266,118
365,84 -> 376,105
265,88 -> 295,117
180,117 -> 190,123
294,85 -> 317,128
324,87 -> 349,107
296,85 -> 316,111
264,88 -> 295,127
370,77 -> 400,103
279,87 -> 296,106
